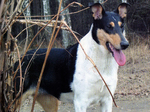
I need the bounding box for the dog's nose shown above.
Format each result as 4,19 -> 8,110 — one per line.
120,41 -> 129,50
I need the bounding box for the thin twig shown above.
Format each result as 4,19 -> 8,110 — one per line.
12,2 -> 85,18
13,15 -> 57,81
0,1 -> 9,46
49,22 -> 64,51
2,0 -> 23,33
23,13 -> 29,53
7,34 -> 23,110
14,42 -> 22,112
24,40 -> 45,78
14,24 -> 36,39
11,19 -> 83,38
30,0 -> 63,111
0,0 -> 5,18
60,1 -> 84,13
1,0 -> 34,37
12,19 -> 68,30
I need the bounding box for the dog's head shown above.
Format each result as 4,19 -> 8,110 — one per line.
90,3 -> 130,66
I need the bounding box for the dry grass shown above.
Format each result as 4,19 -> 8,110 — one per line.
116,35 -> 150,100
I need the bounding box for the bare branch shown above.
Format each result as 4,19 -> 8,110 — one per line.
31,0 -> 63,111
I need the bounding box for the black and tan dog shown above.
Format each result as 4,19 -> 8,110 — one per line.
13,2 -> 129,112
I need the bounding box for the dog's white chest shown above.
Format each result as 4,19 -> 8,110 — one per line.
69,31 -> 118,106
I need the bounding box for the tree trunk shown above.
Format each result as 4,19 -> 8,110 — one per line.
22,0 -> 31,53
42,0 -> 53,46
60,0 -> 73,47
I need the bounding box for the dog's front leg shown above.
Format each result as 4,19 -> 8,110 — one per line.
74,95 -> 88,112
100,96 -> 113,112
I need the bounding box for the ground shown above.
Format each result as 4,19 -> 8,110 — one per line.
19,38 -> 150,112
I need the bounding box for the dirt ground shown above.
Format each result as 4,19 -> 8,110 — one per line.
19,39 -> 150,112
20,97 -> 150,112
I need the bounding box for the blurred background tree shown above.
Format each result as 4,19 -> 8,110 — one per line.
1,0 -> 150,50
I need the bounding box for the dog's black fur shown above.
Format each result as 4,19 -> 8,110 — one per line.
14,44 -> 78,98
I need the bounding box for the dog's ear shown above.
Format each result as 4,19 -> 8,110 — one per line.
114,3 -> 130,18
90,3 -> 105,20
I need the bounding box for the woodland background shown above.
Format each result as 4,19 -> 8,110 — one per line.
0,0 -> 150,112
1,0 -> 150,49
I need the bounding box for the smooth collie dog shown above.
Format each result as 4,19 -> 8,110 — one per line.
14,2 -> 130,112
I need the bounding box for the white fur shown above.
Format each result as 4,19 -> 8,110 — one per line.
71,26 -> 119,112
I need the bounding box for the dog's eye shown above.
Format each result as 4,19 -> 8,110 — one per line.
107,24 -> 113,29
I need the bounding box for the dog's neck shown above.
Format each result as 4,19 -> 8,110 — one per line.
82,25 -> 110,57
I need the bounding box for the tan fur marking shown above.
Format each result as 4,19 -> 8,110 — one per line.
36,94 -> 58,112
97,29 -> 121,50
12,90 -> 58,112
110,22 -> 115,27
97,29 -> 107,49
118,21 -> 122,27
